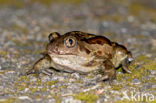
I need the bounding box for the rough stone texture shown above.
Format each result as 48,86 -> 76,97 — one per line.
0,0 -> 155,103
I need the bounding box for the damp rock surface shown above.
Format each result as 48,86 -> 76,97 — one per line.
0,0 -> 156,103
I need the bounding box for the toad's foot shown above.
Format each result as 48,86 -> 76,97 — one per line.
24,55 -> 52,77
122,58 -> 133,74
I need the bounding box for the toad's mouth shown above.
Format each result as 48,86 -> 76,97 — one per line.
47,49 -> 77,56
47,48 -> 61,55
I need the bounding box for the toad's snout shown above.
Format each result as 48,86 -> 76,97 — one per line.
47,43 -> 59,54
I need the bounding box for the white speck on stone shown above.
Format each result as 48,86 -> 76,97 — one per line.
18,96 -> 32,101
152,84 -> 156,88
110,90 -> 120,94
104,98 -> 108,102
121,28 -> 127,33
24,88 -> 29,92
150,70 -> 156,75
30,77 -> 37,82
7,71 -> 15,74
69,78 -> 75,82
128,16 -> 134,22
17,63 -> 21,68
132,78 -> 141,85
42,75 -> 51,81
102,22 -> 109,27
61,96 -> 81,103
71,73 -> 80,79
0,99 -> 7,102
83,84 -> 101,92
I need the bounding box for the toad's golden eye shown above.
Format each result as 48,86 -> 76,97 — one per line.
64,36 -> 77,48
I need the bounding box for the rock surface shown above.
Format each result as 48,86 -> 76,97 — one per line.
0,0 -> 155,103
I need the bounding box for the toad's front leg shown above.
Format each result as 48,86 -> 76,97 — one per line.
25,55 -> 52,77
100,59 -> 116,85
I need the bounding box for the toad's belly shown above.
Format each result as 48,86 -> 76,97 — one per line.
51,56 -> 101,73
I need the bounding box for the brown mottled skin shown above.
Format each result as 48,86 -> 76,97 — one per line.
25,31 -> 133,85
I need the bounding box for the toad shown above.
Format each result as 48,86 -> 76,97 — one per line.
25,31 -> 133,84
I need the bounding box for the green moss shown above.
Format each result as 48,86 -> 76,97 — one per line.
116,55 -> 156,85
98,15 -> 124,22
0,98 -> 19,103
143,61 -> 156,71
32,0 -> 83,6
129,55 -> 154,79
135,55 -> 149,62
113,0 -> 129,5
75,80 -> 82,83
14,76 -> 30,91
116,67 -> 132,83
74,92 -> 98,103
131,67 -> 147,80
33,50 -> 45,55
150,100 -> 156,103
60,85 -> 67,89
129,3 -> 143,15
34,79 -> 42,86
14,82 -> 27,91
44,81 -> 55,86
149,77 -> 156,84
0,0 -> 83,7
86,75 -> 94,79
129,2 -> 156,17
17,86 -> 25,91
19,75 -> 30,81
55,96 -> 61,103
40,87 -> 48,92
112,84 -> 123,91
12,24 -> 28,34
30,87 -> 38,93
0,71 -> 4,75
0,0 -> 24,8
32,0 -> 52,6
135,55 -> 156,71
115,99 -> 136,103
0,50 -> 7,56
10,39 -> 26,47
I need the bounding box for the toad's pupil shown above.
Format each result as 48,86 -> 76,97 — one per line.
69,39 -> 73,45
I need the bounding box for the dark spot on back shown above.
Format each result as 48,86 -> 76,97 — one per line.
97,51 -> 102,56
85,48 -> 91,54
97,40 -> 102,44
112,42 -> 127,50
84,36 -> 112,45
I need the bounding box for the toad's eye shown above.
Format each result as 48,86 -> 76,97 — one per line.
64,36 -> 77,48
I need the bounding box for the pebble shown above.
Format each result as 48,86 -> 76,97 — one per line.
18,96 -> 32,100
61,96 -> 81,103
132,79 -> 141,85
150,70 -> 156,75
71,73 -> 80,79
